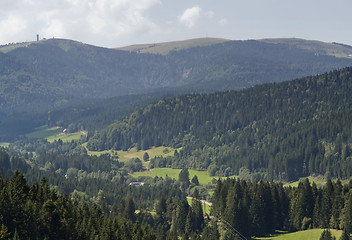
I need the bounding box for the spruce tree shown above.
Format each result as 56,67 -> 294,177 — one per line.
319,229 -> 335,240
342,191 -> 352,234
339,229 -> 350,240
0,224 -> 10,240
191,189 -> 204,231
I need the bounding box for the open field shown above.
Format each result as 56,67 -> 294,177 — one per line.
284,176 -> 327,188
132,167 -> 237,185
86,146 -> 176,161
254,229 -> 342,240
26,126 -> 62,139
25,126 -> 86,143
0,142 -> 10,148
47,131 -> 86,143
283,175 -> 352,188
116,146 -> 177,162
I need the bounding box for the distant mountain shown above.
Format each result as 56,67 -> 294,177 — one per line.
87,67 -> 352,181
1,37 -> 352,138
259,38 -> 352,58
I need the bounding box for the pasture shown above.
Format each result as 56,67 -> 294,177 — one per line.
132,167 -> 236,185
254,229 -> 342,240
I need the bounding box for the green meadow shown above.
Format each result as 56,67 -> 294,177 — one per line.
86,146 -> 176,161
132,167 -> 236,185
254,229 -> 342,240
116,146 -> 177,162
0,142 -> 10,148
47,131 -> 86,143
25,126 -> 86,143
26,126 -> 62,139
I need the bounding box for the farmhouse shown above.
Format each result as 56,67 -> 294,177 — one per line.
128,182 -> 145,187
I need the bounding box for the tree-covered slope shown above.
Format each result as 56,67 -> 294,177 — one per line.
87,67 -> 352,180
2,38 -> 352,140
2,38 -> 352,118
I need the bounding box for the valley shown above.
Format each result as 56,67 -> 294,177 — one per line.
2,37 -> 352,239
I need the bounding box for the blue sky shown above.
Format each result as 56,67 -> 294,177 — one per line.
1,0 -> 351,48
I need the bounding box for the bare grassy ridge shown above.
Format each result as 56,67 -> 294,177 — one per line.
117,37 -> 229,55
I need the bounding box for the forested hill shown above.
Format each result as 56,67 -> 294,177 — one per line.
87,67 -> 352,181
2,38 -> 352,119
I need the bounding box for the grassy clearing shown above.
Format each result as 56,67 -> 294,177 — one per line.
284,176 -> 326,188
132,167 -> 237,185
116,146 -> 177,162
47,131 -> 86,143
25,126 -> 86,143
254,229 -> 342,240
186,198 -> 211,215
26,126 -> 62,139
86,146 -> 177,162
0,142 -> 10,148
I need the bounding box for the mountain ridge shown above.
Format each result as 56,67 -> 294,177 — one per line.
2,37 -> 352,139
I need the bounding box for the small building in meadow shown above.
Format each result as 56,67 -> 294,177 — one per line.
129,182 -> 145,187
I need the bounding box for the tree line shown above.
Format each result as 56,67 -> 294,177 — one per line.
211,178 -> 352,239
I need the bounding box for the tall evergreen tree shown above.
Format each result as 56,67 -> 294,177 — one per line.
342,191 -> 352,234
191,189 -> 204,232
319,229 -> 336,240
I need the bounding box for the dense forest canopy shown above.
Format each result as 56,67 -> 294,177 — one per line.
88,67 -> 352,181
2,166 -> 352,239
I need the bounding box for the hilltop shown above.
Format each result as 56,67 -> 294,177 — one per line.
117,37 -> 230,55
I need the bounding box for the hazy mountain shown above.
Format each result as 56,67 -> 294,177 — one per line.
1,37 -> 352,138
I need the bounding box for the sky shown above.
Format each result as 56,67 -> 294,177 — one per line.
1,0 -> 352,48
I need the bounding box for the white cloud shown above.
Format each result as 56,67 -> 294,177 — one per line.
218,18 -> 228,25
205,10 -> 215,18
0,0 -> 161,47
178,5 -> 202,29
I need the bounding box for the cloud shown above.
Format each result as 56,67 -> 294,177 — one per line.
0,0 -> 161,47
178,5 -> 202,29
205,10 -> 215,18
218,18 -> 228,25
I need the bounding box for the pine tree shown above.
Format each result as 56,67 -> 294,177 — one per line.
178,169 -> 190,190
330,179 -> 343,229
342,191 -> 352,234
191,175 -> 200,186
319,229 -> 335,240
191,189 -> 204,231
124,198 -> 136,222
155,195 -> 167,222
0,225 -> 10,240
339,228 -> 350,240
40,199 -> 63,239
201,221 -> 219,240
143,152 -> 150,162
